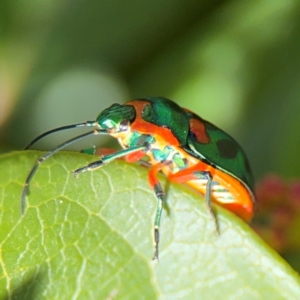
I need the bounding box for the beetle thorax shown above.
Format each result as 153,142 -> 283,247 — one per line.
115,128 -> 200,176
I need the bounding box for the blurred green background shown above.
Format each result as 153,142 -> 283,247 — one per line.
1,0 -> 300,272
1,0 -> 300,180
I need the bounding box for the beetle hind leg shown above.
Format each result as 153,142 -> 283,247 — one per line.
168,167 -> 219,234
202,171 -> 219,234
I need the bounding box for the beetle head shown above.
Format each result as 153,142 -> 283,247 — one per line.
96,103 -> 136,133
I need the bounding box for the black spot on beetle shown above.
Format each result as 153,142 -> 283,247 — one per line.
217,139 -> 239,159
244,156 -> 252,173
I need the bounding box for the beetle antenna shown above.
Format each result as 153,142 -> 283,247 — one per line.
21,128 -> 107,214
24,121 -> 96,150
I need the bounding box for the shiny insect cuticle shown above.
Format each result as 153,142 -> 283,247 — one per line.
22,96 -> 255,260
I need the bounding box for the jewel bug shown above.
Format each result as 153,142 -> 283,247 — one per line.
22,97 -> 255,260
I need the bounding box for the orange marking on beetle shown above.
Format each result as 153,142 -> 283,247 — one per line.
156,142 -> 254,222
126,100 -> 180,146
114,100 -> 254,222
184,109 -> 210,144
95,148 -> 117,156
125,151 -> 146,163
148,162 -> 165,188
171,167 -> 253,222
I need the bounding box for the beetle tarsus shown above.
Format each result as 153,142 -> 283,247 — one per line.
152,228 -> 159,261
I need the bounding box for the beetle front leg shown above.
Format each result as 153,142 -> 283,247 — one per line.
73,143 -> 150,177
73,159 -> 106,177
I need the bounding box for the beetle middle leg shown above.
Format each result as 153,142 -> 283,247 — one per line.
147,161 -> 172,260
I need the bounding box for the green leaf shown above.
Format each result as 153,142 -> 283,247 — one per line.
1,151 -> 300,299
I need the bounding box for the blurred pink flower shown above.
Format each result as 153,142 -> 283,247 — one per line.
253,174 -> 300,253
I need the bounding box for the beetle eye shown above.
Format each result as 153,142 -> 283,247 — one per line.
119,120 -> 129,131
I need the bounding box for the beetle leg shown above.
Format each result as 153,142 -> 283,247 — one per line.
202,171 -> 219,234
168,166 -> 219,234
21,129 -> 106,214
73,143 -> 150,177
148,162 -> 171,260
82,147 -> 146,164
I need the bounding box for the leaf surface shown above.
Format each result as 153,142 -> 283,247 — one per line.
0,151 -> 300,299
